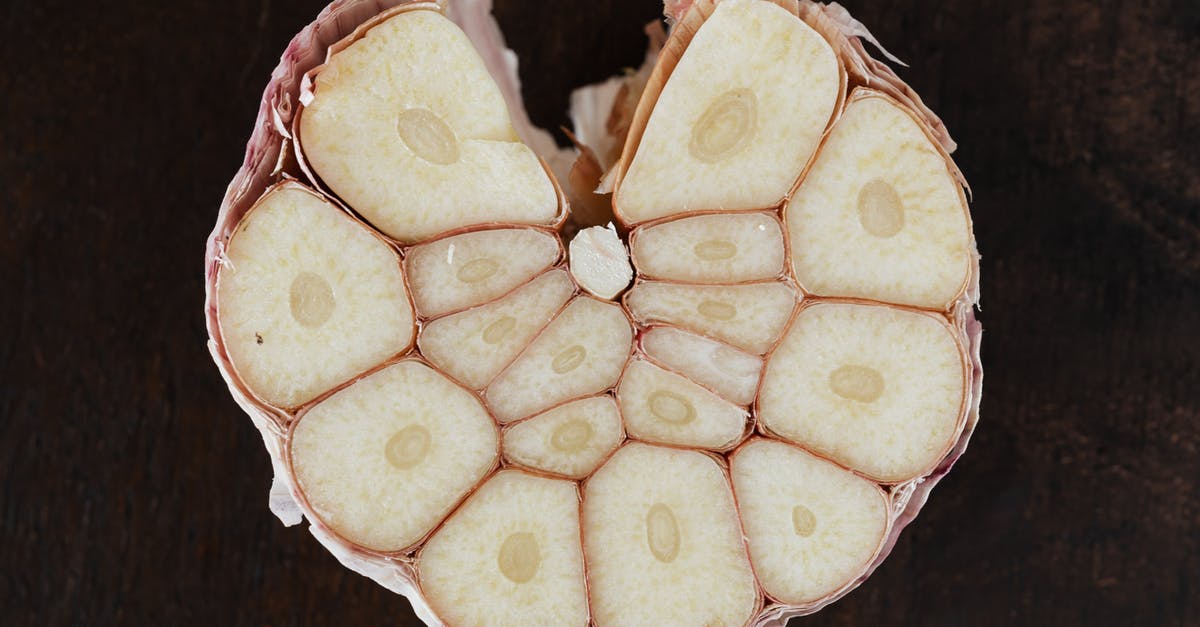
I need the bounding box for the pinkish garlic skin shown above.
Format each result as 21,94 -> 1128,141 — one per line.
203,1 -> 983,626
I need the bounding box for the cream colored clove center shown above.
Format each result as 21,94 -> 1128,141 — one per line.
456,257 -> 499,284
649,390 -> 696,425
497,532 -> 541,584
829,364 -> 885,403
396,107 -> 459,165
693,238 -> 738,261
551,345 -> 587,374
698,300 -> 737,321
289,271 -> 335,328
646,503 -> 681,563
689,88 -> 757,163
481,316 -> 516,345
791,504 -> 817,537
550,419 -> 594,452
856,178 -> 905,238
384,425 -> 431,470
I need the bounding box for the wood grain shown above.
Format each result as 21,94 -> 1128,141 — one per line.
1,0 -> 1197,625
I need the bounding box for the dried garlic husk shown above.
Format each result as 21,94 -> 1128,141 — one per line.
204,1 -> 983,626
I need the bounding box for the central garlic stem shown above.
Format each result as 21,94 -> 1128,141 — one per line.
828,365 -> 885,403
550,419 -> 594,452
396,107 -> 460,165
497,531 -> 541,584
385,425 -> 432,470
289,271 -> 335,328
689,88 -> 757,163
791,504 -> 817,537
856,178 -> 905,238
649,390 -> 697,425
645,503 -> 681,563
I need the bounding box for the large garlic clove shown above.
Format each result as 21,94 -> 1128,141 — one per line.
217,183 -> 414,409
788,90 -> 972,309
616,359 -> 749,451
731,438 -> 889,605
419,268 -> 574,389
405,227 -> 561,318
486,296 -> 633,423
625,280 -> 796,354
630,212 -> 785,284
501,395 -> 624,479
615,0 -> 840,224
758,302 -> 966,483
289,360 -> 497,552
419,471 -> 589,627
583,442 -> 760,627
299,10 -> 558,243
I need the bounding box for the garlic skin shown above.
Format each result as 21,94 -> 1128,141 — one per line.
204,2 -> 983,626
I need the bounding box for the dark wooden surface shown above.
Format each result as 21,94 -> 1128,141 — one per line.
2,0 -> 1197,625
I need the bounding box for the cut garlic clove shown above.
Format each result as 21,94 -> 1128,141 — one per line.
486,297 -> 633,423
617,359 -> 748,451
583,443 -> 759,627
758,302 -> 966,483
730,438 -> 889,605
788,91 -> 972,309
630,212 -> 784,283
640,326 -> 762,405
217,183 -> 415,409
501,395 -> 624,479
299,10 -> 558,243
418,268 -> 574,389
616,0 -> 840,224
405,228 -> 560,318
289,360 -> 497,552
626,280 -> 796,354
419,471 -> 589,627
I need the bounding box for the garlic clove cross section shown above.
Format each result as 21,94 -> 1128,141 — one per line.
731,438 -> 889,605
787,92 -> 972,309
299,9 -> 558,243
583,443 -> 759,627
289,361 -> 497,552
758,303 -> 966,483
216,183 -> 415,409
501,395 -> 625,479
419,471 -> 589,627
616,0 -> 840,224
